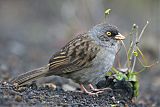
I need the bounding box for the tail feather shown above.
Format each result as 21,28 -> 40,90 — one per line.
10,64 -> 49,86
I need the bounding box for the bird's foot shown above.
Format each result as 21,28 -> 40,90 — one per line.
84,90 -> 103,96
80,84 -> 109,96
88,84 -> 112,92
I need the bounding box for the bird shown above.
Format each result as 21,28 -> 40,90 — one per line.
10,22 -> 125,95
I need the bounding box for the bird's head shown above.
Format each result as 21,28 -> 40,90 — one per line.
88,22 -> 125,47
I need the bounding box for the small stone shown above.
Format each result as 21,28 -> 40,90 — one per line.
15,95 -> 22,102
17,87 -> 27,92
42,83 -> 56,90
62,84 -> 76,91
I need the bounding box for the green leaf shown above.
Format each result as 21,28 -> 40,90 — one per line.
115,72 -> 128,80
133,51 -> 138,57
106,71 -> 113,76
128,73 -> 137,82
111,67 -> 119,74
133,81 -> 140,97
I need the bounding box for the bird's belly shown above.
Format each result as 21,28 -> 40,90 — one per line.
67,47 -> 116,84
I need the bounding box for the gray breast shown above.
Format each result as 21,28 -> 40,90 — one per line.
68,44 -> 118,84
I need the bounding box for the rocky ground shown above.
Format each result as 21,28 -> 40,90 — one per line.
0,76 -> 138,107
0,75 -> 158,107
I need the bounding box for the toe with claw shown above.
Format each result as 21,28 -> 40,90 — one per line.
80,84 -> 112,96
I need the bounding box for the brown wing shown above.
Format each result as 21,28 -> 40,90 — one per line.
48,33 -> 100,76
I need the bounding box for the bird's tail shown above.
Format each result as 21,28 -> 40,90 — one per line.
10,64 -> 50,86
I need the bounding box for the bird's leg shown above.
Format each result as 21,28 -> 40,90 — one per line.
88,84 -> 112,92
80,84 -> 102,95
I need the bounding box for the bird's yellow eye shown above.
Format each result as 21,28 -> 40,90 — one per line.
106,32 -> 112,36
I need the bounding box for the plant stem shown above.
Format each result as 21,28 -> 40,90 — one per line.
131,21 -> 149,72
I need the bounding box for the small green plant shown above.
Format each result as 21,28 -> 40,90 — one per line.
104,9 -> 158,97
109,21 -> 158,97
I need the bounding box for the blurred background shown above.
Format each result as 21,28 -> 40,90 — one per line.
0,0 -> 160,101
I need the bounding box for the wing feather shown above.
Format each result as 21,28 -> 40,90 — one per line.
48,33 -> 100,75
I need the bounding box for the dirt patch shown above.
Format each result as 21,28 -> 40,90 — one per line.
0,76 -> 148,107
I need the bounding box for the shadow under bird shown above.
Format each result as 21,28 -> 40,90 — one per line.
10,22 -> 125,95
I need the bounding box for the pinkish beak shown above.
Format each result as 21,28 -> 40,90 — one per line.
114,33 -> 125,40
